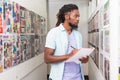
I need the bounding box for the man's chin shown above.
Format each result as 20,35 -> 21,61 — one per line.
72,26 -> 78,29
69,23 -> 78,29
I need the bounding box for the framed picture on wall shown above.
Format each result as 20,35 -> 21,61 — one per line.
3,0 -> 12,33
104,57 -> 110,80
98,6 -> 104,29
103,0 -> 110,26
99,53 -> 104,75
25,11 -> 31,34
95,50 -> 99,68
103,28 -> 110,53
3,35 -> 13,69
99,30 -> 103,50
20,6 -> 26,34
12,2 -> 20,34
0,35 -> 3,72
12,34 -> 21,66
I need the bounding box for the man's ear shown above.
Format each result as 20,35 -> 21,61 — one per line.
65,13 -> 70,20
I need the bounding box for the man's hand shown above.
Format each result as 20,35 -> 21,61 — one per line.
79,56 -> 89,63
68,49 -> 80,58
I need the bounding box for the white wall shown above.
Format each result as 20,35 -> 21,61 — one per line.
0,54 -> 47,80
88,58 -> 105,80
48,0 -> 89,75
12,0 -> 47,19
0,0 -> 48,80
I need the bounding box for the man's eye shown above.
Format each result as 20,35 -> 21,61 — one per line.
74,15 -> 80,18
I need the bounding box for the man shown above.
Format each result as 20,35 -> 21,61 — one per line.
44,4 -> 89,80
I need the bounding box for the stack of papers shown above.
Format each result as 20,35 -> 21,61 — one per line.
66,48 -> 95,63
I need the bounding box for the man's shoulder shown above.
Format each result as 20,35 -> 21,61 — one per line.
49,27 -> 60,32
49,26 -> 63,32
47,27 -> 61,35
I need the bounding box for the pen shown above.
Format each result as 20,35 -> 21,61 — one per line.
70,46 -> 76,49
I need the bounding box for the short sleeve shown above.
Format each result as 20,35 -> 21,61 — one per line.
79,33 -> 82,47
45,29 -> 56,49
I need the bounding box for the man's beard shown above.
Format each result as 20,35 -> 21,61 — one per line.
69,23 -> 78,30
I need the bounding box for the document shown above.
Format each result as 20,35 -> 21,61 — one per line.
66,48 -> 95,64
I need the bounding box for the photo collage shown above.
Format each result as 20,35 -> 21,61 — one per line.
88,0 -> 110,80
0,0 -> 46,73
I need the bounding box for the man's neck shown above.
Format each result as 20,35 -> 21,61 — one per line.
63,23 -> 72,34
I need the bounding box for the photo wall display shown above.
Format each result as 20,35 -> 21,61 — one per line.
103,28 -> 110,53
93,11 -> 99,30
0,0 -> 2,55
88,0 -> 110,79
89,45 -> 96,61
40,16 -> 46,35
88,12 -> 99,68
99,52 -> 110,80
99,28 -> 110,80
99,28 -> 110,56
2,0 -> 12,33
20,6 -> 26,34
99,30 -> 104,50
0,35 -> 3,72
12,2 -> 20,34
0,0 -> 2,33
88,11 -> 99,32
104,58 -> 110,80
98,6 -> 104,29
99,53 -> 104,75
94,32 -> 99,48
103,0 -> 109,26
0,1 -> 47,73
99,28 -> 110,67
40,35 -> 46,53
94,50 -> 99,68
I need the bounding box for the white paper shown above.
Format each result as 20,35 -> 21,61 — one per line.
66,48 -> 95,63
